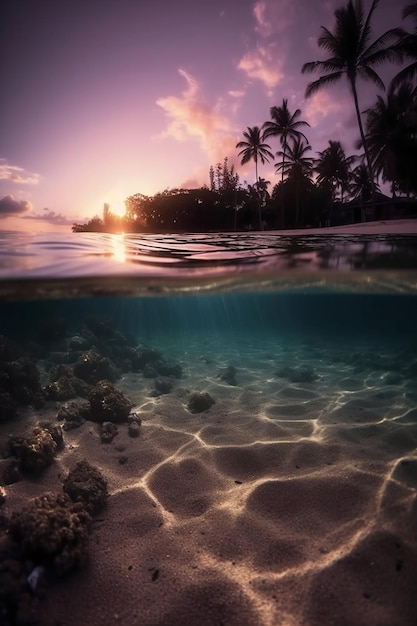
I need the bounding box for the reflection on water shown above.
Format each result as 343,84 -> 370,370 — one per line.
1,231 -> 417,299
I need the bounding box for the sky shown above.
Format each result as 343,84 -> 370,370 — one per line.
0,0 -> 409,231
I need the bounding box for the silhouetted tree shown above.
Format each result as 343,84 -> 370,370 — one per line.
236,126 -> 273,228
391,3 -> 417,88
72,216 -> 105,232
349,162 -> 380,202
275,136 -> 314,226
262,99 -> 310,227
363,81 -> 417,196
315,140 -> 356,203
263,99 -> 310,179
209,165 -> 215,191
302,0 -> 401,196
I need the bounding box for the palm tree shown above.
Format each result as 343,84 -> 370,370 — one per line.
255,177 -> 271,207
302,0 -> 401,196
275,136 -> 313,226
245,177 -> 271,229
236,126 -> 273,229
391,4 -> 417,88
315,140 -> 356,207
348,163 -> 381,222
236,126 -> 274,182
263,99 -> 310,182
349,162 -> 380,200
364,81 -> 417,196
275,136 -> 314,178
262,99 -> 310,227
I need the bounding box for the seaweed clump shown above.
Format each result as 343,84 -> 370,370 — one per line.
63,460 -> 108,515
9,492 -> 91,577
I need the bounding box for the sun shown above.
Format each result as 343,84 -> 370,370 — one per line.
107,200 -> 126,217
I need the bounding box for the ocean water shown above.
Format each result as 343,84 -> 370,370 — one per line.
1,230 -> 417,626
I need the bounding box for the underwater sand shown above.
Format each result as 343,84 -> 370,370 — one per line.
2,330 -> 417,626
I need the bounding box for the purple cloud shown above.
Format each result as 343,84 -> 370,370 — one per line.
0,195 -> 32,217
22,208 -> 75,226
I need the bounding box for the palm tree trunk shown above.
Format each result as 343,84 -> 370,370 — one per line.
296,182 -> 300,227
350,77 -> 375,213
255,156 -> 262,230
281,143 -> 286,229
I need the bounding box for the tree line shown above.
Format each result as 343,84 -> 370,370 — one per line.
73,0 -> 417,234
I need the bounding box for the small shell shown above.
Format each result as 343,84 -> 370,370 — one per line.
27,565 -> 45,591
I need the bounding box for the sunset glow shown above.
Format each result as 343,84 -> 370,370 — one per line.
0,0 -> 409,230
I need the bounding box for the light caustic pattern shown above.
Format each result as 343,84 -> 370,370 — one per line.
7,334 -> 417,626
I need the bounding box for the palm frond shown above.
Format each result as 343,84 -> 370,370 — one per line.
301,61 -> 318,74
363,30 -> 405,64
262,122 -> 279,139
357,66 -> 385,90
284,129 -> 310,145
258,149 -> 274,163
359,0 -> 380,53
403,3 -> 417,24
290,120 -> 311,129
317,26 -> 338,53
305,72 -> 344,97
238,152 -> 252,165
302,58 -> 343,74
390,62 -> 417,89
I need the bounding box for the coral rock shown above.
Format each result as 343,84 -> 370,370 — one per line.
0,356 -> 42,406
9,492 -> 91,576
100,421 -> 119,443
63,460 -> 108,515
73,350 -> 118,385
17,428 -> 57,473
2,461 -> 22,485
187,392 -> 215,414
218,365 -> 238,386
128,421 -> 141,438
88,380 -> 133,423
154,377 -> 174,395
57,399 -> 90,430
0,392 -> 17,422
0,534 -> 42,625
156,360 -> 183,379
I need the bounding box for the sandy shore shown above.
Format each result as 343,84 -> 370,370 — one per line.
278,218 -> 417,235
1,331 -> 417,625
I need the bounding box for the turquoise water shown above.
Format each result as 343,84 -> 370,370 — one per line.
1,290 -> 417,346
1,231 -> 417,626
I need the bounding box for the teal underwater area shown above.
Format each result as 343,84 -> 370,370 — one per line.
0,231 -> 417,626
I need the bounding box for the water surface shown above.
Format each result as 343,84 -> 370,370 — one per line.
0,228 -> 416,626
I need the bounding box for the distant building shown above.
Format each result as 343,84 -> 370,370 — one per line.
346,194 -> 417,224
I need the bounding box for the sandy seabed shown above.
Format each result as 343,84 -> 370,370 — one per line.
1,330 -> 417,626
